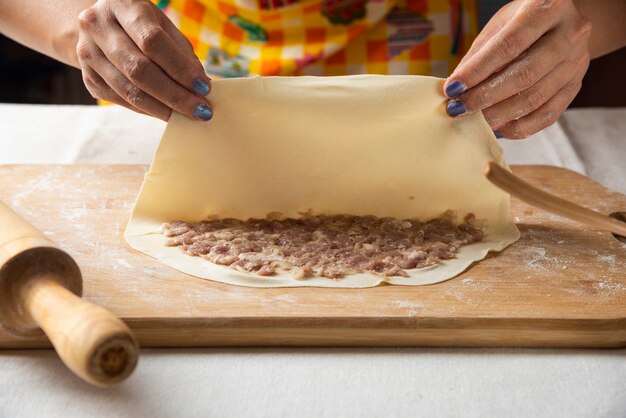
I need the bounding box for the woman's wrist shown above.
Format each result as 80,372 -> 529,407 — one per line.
573,0 -> 626,58
52,20 -> 81,68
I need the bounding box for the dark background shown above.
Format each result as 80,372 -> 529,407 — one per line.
0,33 -> 624,107
0,35 -> 94,105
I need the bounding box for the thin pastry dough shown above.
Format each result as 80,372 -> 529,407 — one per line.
125,75 -> 520,288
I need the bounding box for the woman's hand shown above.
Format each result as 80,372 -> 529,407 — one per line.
76,0 -> 213,121
443,0 -> 592,139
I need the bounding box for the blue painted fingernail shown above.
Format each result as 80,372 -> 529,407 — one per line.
192,78 -> 210,96
446,99 -> 466,117
193,104 -> 213,121
445,80 -> 466,98
493,130 -> 505,139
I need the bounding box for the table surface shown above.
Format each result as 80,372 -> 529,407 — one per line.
1,103 -> 625,417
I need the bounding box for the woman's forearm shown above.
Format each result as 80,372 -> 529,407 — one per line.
1,0 -> 212,122
575,0 -> 626,58
0,0 -> 95,67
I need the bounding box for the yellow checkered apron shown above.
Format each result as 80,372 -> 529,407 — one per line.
155,0 -> 478,78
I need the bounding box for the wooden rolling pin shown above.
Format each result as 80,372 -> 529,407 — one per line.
0,201 -> 138,386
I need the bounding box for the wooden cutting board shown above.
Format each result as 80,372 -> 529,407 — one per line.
0,164 -> 624,348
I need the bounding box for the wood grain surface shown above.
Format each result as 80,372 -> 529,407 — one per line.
0,165 -> 624,348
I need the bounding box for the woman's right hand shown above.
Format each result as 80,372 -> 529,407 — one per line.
75,0 -> 213,121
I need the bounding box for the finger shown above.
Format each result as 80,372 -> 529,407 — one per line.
482,54 -> 588,129
155,10 -> 213,94
113,1 -> 211,97
81,65 -> 148,115
444,0 -> 561,97
457,23 -> 504,68
156,9 -> 197,56
77,36 -> 147,114
446,20 -> 507,98
87,45 -> 172,121
91,24 -> 213,120
458,29 -> 576,114
497,79 -> 582,140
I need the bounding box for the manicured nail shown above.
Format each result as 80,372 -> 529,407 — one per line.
445,80 -> 466,98
446,99 -> 466,117
193,104 -> 213,121
192,78 -> 210,96
493,130 -> 504,139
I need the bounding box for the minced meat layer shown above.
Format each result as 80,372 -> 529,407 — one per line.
162,213 -> 484,279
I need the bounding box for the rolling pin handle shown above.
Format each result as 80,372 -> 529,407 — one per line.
0,200 -> 139,386
21,275 -> 139,387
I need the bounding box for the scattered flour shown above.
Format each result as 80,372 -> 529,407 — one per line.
116,258 -> 133,268
597,254 -> 616,264
395,300 -> 424,317
396,301 -> 424,310
521,246 -> 547,270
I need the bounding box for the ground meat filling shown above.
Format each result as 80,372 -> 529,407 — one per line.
162,213 -> 484,279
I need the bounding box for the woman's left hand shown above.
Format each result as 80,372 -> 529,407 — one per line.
443,0 -> 592,139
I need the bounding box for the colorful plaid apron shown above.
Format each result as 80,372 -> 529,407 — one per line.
155,0 -> 478,78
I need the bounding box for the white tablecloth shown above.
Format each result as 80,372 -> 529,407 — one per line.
0,104 -> 625,417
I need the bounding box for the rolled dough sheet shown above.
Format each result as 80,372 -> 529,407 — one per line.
125,75 -> 520,288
